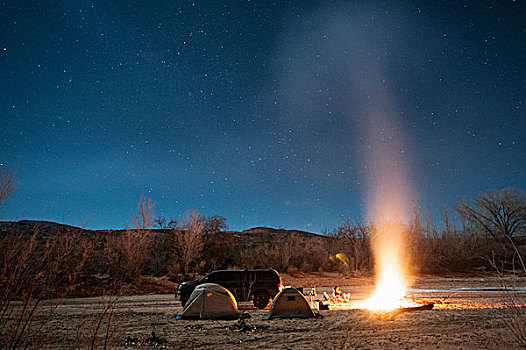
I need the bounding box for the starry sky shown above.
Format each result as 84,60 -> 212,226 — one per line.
1,1 -> 525,232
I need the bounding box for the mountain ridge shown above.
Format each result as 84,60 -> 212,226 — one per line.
0,220 -> 330,246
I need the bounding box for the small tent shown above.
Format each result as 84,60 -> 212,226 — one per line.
262,288 -> 318,319
180,283 -> 240,320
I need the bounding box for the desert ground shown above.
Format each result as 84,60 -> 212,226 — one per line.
23,274 -> 526,349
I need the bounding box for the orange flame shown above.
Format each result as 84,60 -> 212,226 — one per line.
352,221 -> 413,311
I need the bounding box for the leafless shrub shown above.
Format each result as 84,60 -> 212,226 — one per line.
497,280 -> 526,347
0,224 -> 95,348
201,230 -> 234,272
154,216 -> 168,229
488,240 -> 526,347
403,203 -> 493,274
300,237 -> 330,271
145,233 -> 170,276
104,229 -> 149,282
327,219 -> 371,273
0,231 -> 41,348
0,168 -> 16,211
169,210 -> 205,276
48,230 -> 94,294
131,195 -> 155,232
102,195 -> 156,282
235,234 -> 332,273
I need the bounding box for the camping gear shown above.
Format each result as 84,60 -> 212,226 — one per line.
180,283 -> 241,320
176,269 -> 282,309
318,301 -> 330,310
261,288 -> 319,319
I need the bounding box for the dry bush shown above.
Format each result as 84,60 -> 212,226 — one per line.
299,237 -> 330,271
326,219 -> 372,273
281,235 -> 329,272
237,243 -> 280,270
499,279 -> 526,347
103,229 -> 150,282
0,168 -> 16,211
101,195 -> 156,282
488,240 -> 526,347
235,234 -> 332,273
200,215 -> 230,271
168,210 -> 205,277
131,195 -> 155,231
149,214 -> 229,277
0,231 -> 41,348
409,206 -> 489,274
0,224 -> 95,348
145,232 -> 170,276
46,230 -> 94,295
201,231 -> 234,272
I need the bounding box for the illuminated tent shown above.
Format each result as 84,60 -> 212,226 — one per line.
261,288 -> 318,319
180,283 -> 240,320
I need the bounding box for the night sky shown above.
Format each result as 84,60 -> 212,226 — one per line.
1,1 -> 525,232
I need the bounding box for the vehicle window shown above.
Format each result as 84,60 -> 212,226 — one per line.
255,271 -> 275,281
203,270 -> 279,286
224,271 -> 242,281
208,271 -> 234,282
206,272 -> 219,281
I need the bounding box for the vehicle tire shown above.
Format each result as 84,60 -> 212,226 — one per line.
180,296 -> 189,308
253,291 -> 270,309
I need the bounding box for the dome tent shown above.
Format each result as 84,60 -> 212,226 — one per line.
261,287 -> 318,319
180,283 -> 241,320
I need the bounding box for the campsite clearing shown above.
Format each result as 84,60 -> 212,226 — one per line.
18,275 -> 526,349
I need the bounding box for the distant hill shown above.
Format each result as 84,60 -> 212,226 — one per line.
230,226 -> 328,248
0,220 -> 330,248
0,220 -> 86,238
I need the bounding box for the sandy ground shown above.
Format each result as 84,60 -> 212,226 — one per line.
17,274 -> 526,349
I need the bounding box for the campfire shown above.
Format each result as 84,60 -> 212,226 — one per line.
324,221 -> 435,319
321,287 -> 523,314
325,290 -> 434,320
353,221 -> 433,317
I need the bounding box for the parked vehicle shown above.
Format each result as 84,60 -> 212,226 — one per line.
176,269 -> 282,309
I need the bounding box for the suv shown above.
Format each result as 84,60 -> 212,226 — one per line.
176,269 -> 282,309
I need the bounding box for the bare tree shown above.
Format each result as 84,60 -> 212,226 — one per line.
106,195 -> 156,281
0,168 -> 16,210
154,216 -> 178,230
327,219 -> 371,272
204,215 -> 227,234
457,188 -> 526,239
154,216 -> 167,229
170,210 -> 205,275
131,195 -> 155,233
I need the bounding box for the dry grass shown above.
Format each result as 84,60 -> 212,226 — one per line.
0,224 -> 92,348
490,239 -> 526,347
0,224 -> 128,349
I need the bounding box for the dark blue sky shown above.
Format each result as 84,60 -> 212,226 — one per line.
1,1 -> 525,232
